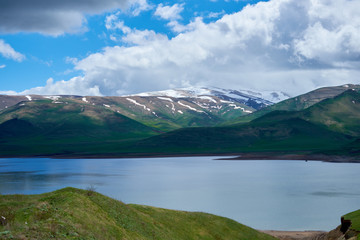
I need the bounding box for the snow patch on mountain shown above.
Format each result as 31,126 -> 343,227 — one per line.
126,98 -> 151,112
178,101 -> 203,113
129,86 -> 291,110
157,97 -> 173,102
45,96 -> 61,101
197,96 -> 217,103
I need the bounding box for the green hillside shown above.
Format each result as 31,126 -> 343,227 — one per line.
300,90 -> 360,136
0,88 -> 359,158
0,99 -> 159,156
129,90 -> 360,157
230,84 -> 360,124
0,188 -> 276,240
248,89 -> 360,137
132,116 -> 351,156
342,209 -> 360,239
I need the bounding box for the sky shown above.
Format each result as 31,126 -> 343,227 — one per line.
0,0 -> 360,97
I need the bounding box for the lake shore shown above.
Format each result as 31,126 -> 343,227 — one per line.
261,230 -> 327,240
3,151 -> 358,163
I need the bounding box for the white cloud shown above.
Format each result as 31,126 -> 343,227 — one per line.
105,13 -> 131,34
21,77 -> 101,96
0,64 -> 6,69
128,0 -> 153,16
20,0 -> 360,96
105,13 -> 167,44
154,3 -> 184,21
207,10 -> 226,19
0,90 -> 17,95
0,40 -> 25,62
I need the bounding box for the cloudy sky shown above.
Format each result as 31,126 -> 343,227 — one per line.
0,0 -> 359,96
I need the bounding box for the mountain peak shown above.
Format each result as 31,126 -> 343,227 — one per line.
128,86 -> 291,110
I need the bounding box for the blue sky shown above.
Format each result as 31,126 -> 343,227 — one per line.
0,0 -> 360,96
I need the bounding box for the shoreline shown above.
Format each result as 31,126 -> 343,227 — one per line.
0,152 -> 359,163
260,230 -> 328,240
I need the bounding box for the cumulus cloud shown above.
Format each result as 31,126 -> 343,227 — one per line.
105,13 -> 131,34
0,40 -> 25,62
128,0 -> 153,16
0,0 -> 139,36
154,3 -> 184,21
21,0 -> 360,96
105,12 -> 168,44
21,77 -> 101,96
0,65 -> 6,69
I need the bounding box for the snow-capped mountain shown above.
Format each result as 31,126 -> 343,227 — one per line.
0,87 -> 291,132
130,87 -> 291,110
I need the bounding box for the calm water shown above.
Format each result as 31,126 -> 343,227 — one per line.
0,157 -> 360,231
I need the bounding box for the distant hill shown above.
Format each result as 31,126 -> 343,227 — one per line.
0,85 -> 359,159
0,98 -> 158,157
130,90 -> 360,158
0,187 -> 276,240
0,86 -> 288,132
230,84 -> 360,124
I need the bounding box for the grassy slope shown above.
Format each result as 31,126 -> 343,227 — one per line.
0,188 -> 276,240
300,90 -> 360,137
86,96 -> 251,131
343,209 -> 360,239
129,91 -> 360,156
344,210 -> 360,231
130,117 -> 351,156
228,84 -> 360,125
0,100 -> 159,156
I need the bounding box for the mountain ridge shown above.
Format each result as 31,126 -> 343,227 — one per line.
0,84 -> 359,160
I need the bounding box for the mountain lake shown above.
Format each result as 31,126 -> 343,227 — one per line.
0,156 -> 359,231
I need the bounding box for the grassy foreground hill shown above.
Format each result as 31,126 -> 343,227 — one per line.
0,188 -> 276,240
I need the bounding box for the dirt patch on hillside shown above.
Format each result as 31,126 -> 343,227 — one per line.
261,230 -> 327,240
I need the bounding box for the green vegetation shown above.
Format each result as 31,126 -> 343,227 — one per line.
343,209 -> 360,239
0,188 -> 276,240
128,90 -> 360,157
227,84 -> 360,125
344,210 -> 360,232
0,87 -> 359,159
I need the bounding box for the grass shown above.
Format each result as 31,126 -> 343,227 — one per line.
0,188 -> 276,240
344,209 -> 360,232
343,209 -> 360,239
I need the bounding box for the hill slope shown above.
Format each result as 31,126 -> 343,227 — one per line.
130,90 -> 360,158
0,99 -> 159,156
0,86 -> 278,132
230,84 -> 360,124
0,188 -> 276,240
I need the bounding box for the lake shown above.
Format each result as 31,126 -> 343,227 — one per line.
0,157 -> 359,231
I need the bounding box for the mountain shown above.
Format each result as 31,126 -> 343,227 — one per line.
251,89 -> 360,137
0,187 -> 276,240
128,90 -> 360,158
0,85 -> 359,159
131,86 -> 290,109
0,87 -> 290,131
0,98 -> 159,156
230,84 -> 360,124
